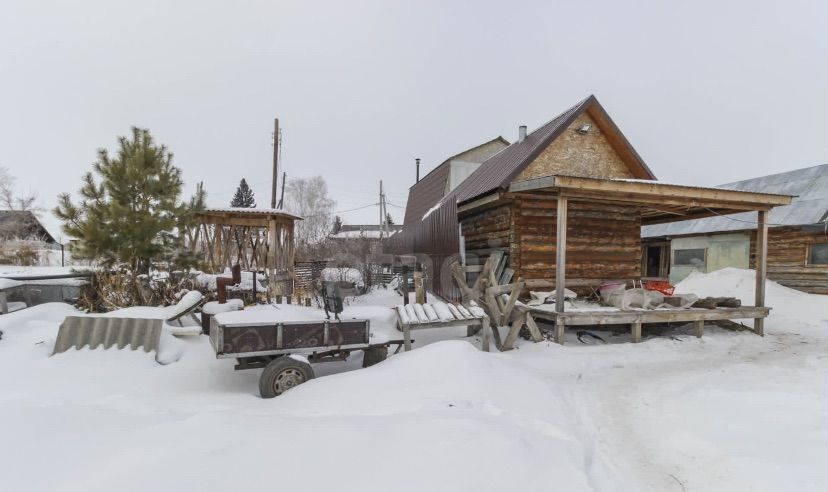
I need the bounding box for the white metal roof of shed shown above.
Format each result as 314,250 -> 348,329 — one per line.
642,163 -> 828,238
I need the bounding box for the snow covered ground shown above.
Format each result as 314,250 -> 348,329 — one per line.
0,269 -> 826,491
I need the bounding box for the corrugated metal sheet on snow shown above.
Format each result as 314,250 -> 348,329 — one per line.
642,163 -> 828,237
53,316 -> 162,356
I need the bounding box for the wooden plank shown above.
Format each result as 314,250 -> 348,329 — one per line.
499,280 -> 524,326
631,320 -> 642,343
755,210 -> 768,336
555,195 -> 567,313
413,271 -> 425,304
501,313 -> 525,351
693,320 -> 704,338
403,323 -> 412,351
533,306 -> 770,326
481,315 -> 491,352
524,313 -> 544,342
555,318 -> 565,345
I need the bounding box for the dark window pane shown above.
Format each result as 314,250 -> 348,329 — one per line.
674,248 -> 706,266
809,243 -> 828,265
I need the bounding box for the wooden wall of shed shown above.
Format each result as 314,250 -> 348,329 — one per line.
513,197 -> 641,293
747,226 -> 828,295
460,196 -> 642,296
460,203 -> 512,274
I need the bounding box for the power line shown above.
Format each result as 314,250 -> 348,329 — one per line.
301,202 -> 380,219
702,208 -> 789,227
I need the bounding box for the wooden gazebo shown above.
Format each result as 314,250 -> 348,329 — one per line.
194,208 -> 301,296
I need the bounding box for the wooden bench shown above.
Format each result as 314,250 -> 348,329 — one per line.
395,302 -> 492,352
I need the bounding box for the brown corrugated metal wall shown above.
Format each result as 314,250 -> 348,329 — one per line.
387,200 -> 462,300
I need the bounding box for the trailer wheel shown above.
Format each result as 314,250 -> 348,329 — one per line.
362,346 -> 388,368
259,357 -> 315,399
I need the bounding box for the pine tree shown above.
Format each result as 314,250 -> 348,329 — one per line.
385,212 -> 394,226
54,127 -> 187,274
231,179 -> 256,208
332,215 -> 343,234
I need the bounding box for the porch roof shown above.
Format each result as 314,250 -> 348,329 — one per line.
458,174 -> 793,226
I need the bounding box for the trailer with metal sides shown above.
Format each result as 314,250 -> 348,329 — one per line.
209,316 -> 405,398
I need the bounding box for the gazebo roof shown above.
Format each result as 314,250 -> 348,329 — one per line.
196,207 -> 302,224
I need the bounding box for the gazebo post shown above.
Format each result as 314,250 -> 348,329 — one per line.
555,194 -> 568,344
267,218 -> 278,298
754,210 -> 768,336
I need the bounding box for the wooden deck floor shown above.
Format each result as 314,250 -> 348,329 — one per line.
531,306 -> 769,344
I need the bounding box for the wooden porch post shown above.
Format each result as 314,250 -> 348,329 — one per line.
555,194 -> 568,344
754,210 -> 768,336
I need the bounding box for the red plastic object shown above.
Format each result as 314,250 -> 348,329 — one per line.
644,280 -> 675,296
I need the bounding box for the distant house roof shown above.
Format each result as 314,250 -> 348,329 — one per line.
0,211 -> 56,243
330,224 -> 403,240
453,95 -> 656,205
403,137 -> 510,226
642,163 -> 828,238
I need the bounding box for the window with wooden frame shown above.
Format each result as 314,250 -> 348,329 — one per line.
808,242 -> 828,265
673,248 -> 706,267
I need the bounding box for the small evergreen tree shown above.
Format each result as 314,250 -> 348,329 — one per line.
332,215 -> 343,234
231,178 -> 256,208
54,127 -> 187,274
385,212 -> 394,226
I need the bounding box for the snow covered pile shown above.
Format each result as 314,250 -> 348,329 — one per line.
195,268 -> 265,291
676,267 -> 828,335
0,268 -> 826,491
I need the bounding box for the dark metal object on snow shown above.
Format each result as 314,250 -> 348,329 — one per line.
321,281 -> 343,320
576,330 -> 606,344
217,264 -> 242,304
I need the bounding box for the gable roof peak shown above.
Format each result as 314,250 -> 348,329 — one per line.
453,95 -> 655,204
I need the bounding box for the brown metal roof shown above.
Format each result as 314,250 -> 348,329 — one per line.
403,161 -> 451,226
402,136 -> 509,226
453,95 -> 656,205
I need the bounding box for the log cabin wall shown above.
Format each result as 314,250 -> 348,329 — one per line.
460,202 -> 513,283
460,196 -> 642,296
747,226 -> 828,294
512,196 -> 641,294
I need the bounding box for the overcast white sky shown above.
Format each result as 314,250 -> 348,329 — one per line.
1,0 -> 826,239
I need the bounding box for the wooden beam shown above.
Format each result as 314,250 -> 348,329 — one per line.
555,194 -> 567,314
554,175 -> 792,207
693,320 -> 704,338
457,192 -> 503,214
631,320 -> 642,343
754,210 -> 768,336
555,317 -> 565,345
532,306 -> 769,326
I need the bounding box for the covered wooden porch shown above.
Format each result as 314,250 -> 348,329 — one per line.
506,175 -> 793,344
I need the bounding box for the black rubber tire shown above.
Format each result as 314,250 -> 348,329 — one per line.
259,356 -> 315,399
362,346 -> 388,368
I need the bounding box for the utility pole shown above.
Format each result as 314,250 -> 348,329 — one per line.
271,118 -> 280,209
379,180 -> 384,239
277,171 -> 286,209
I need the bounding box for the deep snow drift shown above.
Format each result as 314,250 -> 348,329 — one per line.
0,269 -> 825,492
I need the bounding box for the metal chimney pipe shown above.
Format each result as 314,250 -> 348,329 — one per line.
518,125 -> 527,142
416,158 -> 421,183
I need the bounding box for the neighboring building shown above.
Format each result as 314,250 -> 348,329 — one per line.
392,95 -> 791,302
402,137 -> 510,227
389,137 -> 510,284
0,211 -> 55,243
642,164 -> 828,294
330,224 -> 403,241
